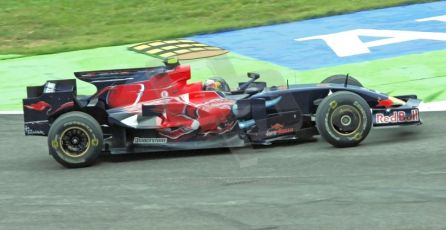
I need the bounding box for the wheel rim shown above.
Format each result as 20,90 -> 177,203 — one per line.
59,126 -> 90,158
330,105 -> 362,136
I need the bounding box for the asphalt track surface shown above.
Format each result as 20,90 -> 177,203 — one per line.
1,112 -> 446,230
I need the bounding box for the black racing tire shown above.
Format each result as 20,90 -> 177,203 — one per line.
321,74 -> 363,87
316,91 -> 372,147
48,111 -> 103,168
207,77 -> 231,92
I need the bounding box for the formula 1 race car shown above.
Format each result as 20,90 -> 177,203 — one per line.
23,57 -> 422,168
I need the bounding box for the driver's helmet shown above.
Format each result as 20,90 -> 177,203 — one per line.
163,56 -> 180,70
204,78 -> 230,92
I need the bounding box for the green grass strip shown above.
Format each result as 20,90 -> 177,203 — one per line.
0,0 -> 435,56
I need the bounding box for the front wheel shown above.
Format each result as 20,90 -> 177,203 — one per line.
48,111 -> 103,168
316,91 -> 372,147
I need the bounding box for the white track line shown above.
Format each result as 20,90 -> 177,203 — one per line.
0,111 -> 23,115
419,100 -> 446,112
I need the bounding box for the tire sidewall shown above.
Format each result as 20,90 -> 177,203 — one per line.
316,91 -> 371,147
48,112 -> 103,168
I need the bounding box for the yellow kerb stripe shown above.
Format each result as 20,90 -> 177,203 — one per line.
146,48 -> 163,54
190,47 -> 205,51
149,42 -> 165,46
133,44 -> 150,50
174,49 -> 189,54
177,39 -> 194,43
162,45 -> 178,50
193,43 -> 207,47
159,52 -> 176,57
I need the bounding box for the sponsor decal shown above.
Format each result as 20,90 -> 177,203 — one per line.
44,82 -> 56,93
352,132 -> 362,141
133,137 -> 167,144
297,27 -> 446,57
24,120 -> 48,124
91,137 -> 99,146
24,101 -> 51,111
161,90 -> 169,98
266,123 -> 294,137
24,122 -> 48,135
51,139 -> 59,149
329,100 -> 338,109
375,109 -> 419,124
24,126 -> 45,135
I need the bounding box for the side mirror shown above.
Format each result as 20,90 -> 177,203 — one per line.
247,72 -> 260,80
238,72 -> 260,91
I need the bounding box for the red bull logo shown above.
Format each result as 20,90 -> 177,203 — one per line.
375,109 -> 419,124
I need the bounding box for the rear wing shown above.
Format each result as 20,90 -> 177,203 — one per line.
23,79 -> 77,136
74,66 -> 165,91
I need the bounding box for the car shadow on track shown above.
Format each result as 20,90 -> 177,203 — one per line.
363,128 -> 425,146
99,138 -> 318,164
98,129 -> 427,165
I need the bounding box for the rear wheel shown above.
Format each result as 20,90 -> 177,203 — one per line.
48,111 -> 103,168
321,74 -> 363,87
316,91 -> 372,147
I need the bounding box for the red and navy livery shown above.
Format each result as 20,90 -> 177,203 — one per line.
23,58 -> 422,167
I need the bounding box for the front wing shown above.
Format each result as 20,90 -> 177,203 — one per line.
372,99 -> 422,127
